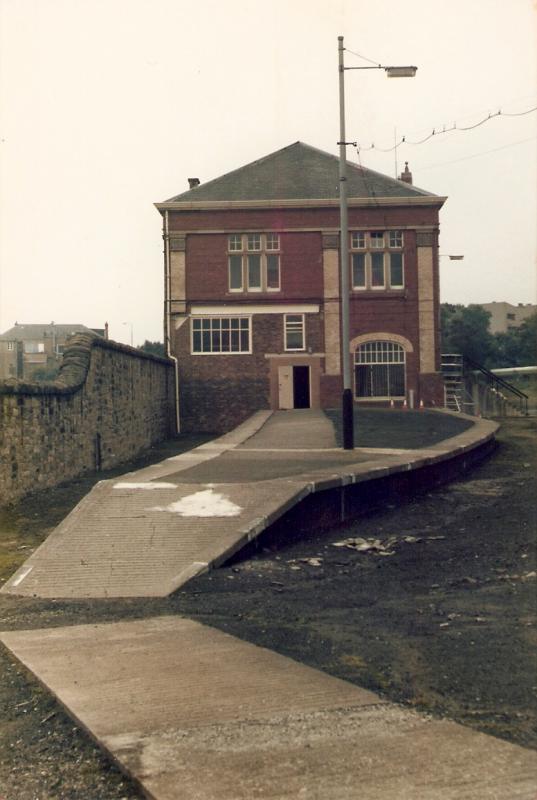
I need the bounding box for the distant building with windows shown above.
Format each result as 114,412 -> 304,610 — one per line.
156,142 -> 446,432
478,302 -> 536,335
0,323 -> 107,380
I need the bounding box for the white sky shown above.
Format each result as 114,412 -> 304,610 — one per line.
1,0 -> 536,346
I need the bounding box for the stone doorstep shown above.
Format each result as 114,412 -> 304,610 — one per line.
1,617 -> 536,800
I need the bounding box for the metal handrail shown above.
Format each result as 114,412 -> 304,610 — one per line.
441,353 -> 529,416
464,355 -> 528,414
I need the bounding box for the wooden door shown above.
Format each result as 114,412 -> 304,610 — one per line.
278,366 -> 293,409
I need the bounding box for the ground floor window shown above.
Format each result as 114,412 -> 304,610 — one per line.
354,340 -> 405,398
284,313 -> 305,351
191,317 -> 251,353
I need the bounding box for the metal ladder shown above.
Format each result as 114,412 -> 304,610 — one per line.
441,354 -> 464,411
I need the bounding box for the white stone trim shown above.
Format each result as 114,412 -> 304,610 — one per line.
166,224 -> 439,235
190,304 -> 319,315
155,196 -> 445,211
349,332 -> 414,354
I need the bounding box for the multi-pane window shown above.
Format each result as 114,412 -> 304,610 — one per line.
351,232 -> 365,249
370,232 -> 385,249
284,314 -> 305,351
350,231 -> 404,290
6,341 -> 14,351
389,230 -> 403,248
192,317 -> 251,354
228,233 -> 280,292
355,341 -> 406,398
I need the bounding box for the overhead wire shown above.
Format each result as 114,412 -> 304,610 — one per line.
418,137 -> 536,171
354,107 -> 536,153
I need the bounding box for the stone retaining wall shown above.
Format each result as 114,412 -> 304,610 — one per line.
0,334 -> 175,505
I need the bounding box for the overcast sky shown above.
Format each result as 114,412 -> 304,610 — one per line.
1,0 -> 536,346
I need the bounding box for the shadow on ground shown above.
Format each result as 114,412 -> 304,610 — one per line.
326,406 -> 475,448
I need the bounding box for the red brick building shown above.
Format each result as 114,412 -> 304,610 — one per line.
156,142 -> 446,432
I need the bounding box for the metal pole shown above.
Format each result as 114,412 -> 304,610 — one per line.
338,35 -> 354,449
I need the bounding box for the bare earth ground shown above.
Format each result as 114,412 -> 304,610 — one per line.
0,418 -> 536,800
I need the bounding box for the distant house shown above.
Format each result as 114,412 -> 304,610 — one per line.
155,142 -> 447,432
0,323 -> 107,380
478,302 -> 536,335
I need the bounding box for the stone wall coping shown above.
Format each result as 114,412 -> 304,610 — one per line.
0,333 -> 173,397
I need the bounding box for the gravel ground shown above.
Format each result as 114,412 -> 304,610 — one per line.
0,417 -> 535,799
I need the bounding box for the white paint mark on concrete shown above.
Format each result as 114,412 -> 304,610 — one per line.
12,565 -> 33,587
113,482 -> 177,490
152,489 -> 242,517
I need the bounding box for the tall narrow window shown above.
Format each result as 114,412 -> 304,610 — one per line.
284,314 -> 305,351
389,253 -> 404,288
371,252 -> 385,288
352,253 -> 366,288
267,254 -> 280,289
247,254 -> 262,290
229,255 -> 243,291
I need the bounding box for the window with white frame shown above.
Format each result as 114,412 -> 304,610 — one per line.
284,314 -> 305,351
228,233 -> 280,293
370,231 -> 385,249
350,231 -> 405,291
192,317 -> 251,354
6,341 -> 15,351
354,340 -> 406,398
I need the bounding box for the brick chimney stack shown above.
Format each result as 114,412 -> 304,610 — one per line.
400,162 -> 413,184
188,178 -> 200,188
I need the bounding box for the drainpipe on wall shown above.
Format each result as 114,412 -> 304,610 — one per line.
164,210 -> 181,434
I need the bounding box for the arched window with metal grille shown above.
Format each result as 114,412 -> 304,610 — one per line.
354,340 -> 406,399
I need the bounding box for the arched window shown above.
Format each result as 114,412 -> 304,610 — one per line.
354,340 -> 406,398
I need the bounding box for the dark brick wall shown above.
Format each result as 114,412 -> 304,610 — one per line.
169,205 -> 441,233
185,231 -> 323,302
0,335 -> 175,505
176,313 -> 323,432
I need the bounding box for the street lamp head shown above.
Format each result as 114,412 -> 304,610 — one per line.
385,66 -> 417,78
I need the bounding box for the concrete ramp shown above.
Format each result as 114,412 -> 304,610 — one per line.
2,617 -> 535,800
2,409 -> 497,599
2,476 -> 310,598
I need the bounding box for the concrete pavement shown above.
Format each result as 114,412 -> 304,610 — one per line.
2,409 -> 534,800
2,616 -> 535,800
1,409 -> 497,599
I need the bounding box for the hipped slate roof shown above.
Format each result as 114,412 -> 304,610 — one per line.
0,324 -> 104,341
162,141 -> 437,204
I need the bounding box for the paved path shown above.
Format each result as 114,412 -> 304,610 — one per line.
2,616 -> 535,800
1,409 -> 497,599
